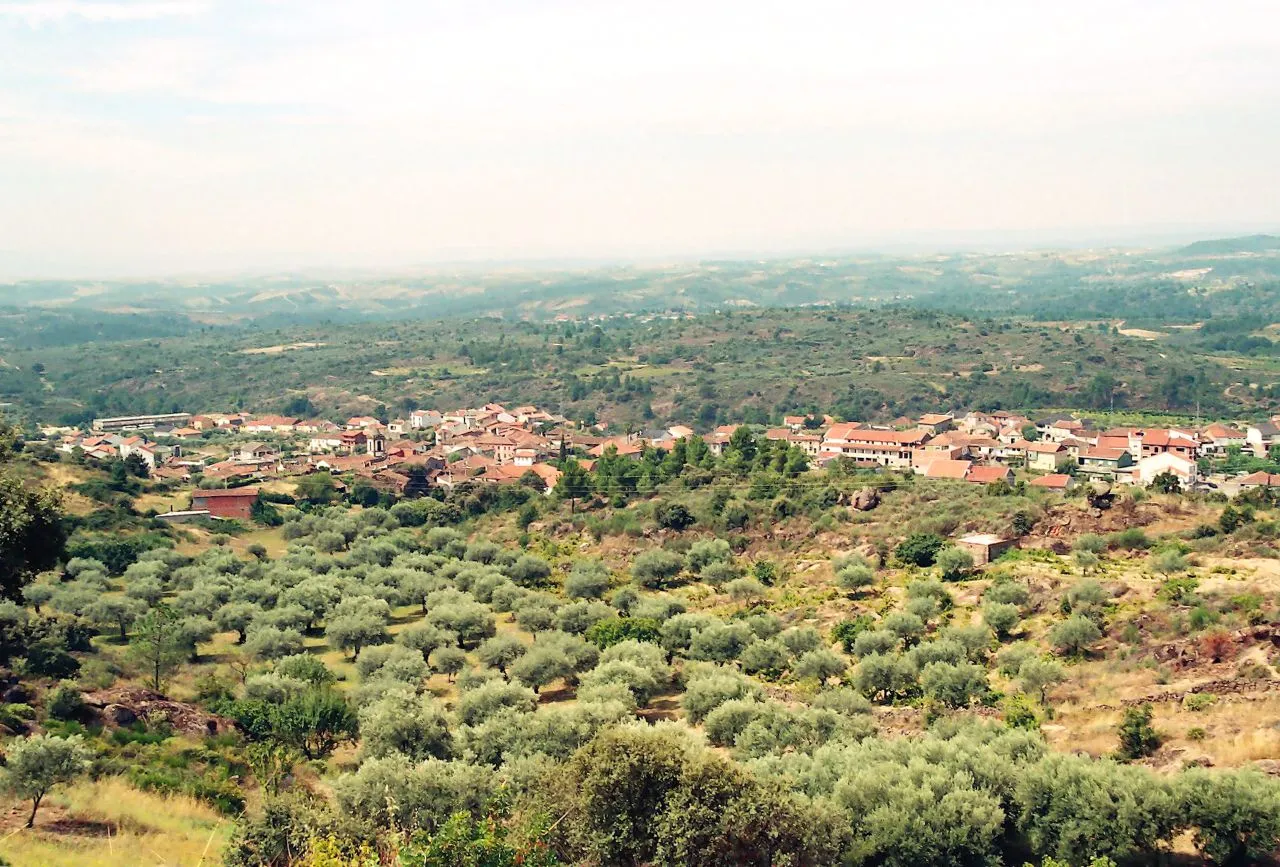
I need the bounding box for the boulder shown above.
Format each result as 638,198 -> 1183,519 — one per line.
850,488 -> 880,512
100,704 -> 138,727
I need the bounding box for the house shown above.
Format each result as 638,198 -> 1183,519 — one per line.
243,416 -> 298,434
295,419 -> 338,434
309,433 -> 345,453
118,436 -> 158,468
1235,471 -> 1280,490
956,534 -> 1015,566
1030,473 -> 1074,491
1077,446 -> 1133,478
237,442 -> 275,462
92,412 -> 192,432
966,465 -> 1015,486
821,424 -> 928,468
589,437 -> 645,459
1017,441 -> 1073,472
917,413 -> 954,435
1044,418 -> 1091,443
346,416 -> 381,430
410,409 -> 443,429
1201,424 -> 1246,455
1126,429 -> 1199,460
387,419 -> 408,435
667,425 -> 695,441
1246,422 -> 1280,456
169,427 -> 203,440
1125,452 -> 1199,489
190,487 -> 259,519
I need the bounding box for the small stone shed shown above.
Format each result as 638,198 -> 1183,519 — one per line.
956,533 -> 1015,566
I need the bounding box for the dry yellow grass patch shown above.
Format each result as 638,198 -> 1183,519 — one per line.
0,777 -> 231,867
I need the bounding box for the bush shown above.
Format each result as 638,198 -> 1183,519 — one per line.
46,684 -> 84,721
1181,768 -> 1280,865
1049,615 -> 1102,657
983,602 -> 1021,640
895,533 -> 946,567
1116,703 -> 1160,761
631,549 -> 685,589
935,547 -> 974,581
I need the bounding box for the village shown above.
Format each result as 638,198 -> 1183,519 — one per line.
34,402 -> 1280,523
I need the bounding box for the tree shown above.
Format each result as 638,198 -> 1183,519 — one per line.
631,548 -> 685,589
1150,471 -> 1183,494
428,646 -> 467,681
294,472 -> 339,505
793,648 -> 846,686
2,733 -> 90,827
215,601 -> 262,644
1181,768 -> 1280,866
654,501 -> 695,531
1018,657 -> 1065,704
272,689 -> 358,759
1116,703 -> 1161,761
511,646 -> 573,693
935,546 -> 974,581
0,472 -> 66,601
895,533 -> 946,568
983,602 -> 1021,640
358,688 -> 452,761
129,605 -> 187,691
565,560 -> 610,599
86,595 -> 146,640
553,458 -> 591,513
921,660 -> 989,708
476,634 -> 527,675
1050,614 -> 1102,657
837,563 -> 875,594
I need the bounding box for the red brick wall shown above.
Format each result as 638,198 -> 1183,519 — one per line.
192,494 -> 255,520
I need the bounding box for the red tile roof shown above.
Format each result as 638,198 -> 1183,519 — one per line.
965,465 -> 1012,484
922,459 -> 972,480
1030,474 -> 1072,489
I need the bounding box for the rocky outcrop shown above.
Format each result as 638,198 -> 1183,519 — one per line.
82,687 -> 232,737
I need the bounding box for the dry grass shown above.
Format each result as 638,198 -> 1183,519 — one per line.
0,777 -> 231,867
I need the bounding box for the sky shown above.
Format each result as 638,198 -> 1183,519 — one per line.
2,0 -> 1280,277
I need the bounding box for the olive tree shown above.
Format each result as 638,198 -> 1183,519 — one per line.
2,733 -> 90,827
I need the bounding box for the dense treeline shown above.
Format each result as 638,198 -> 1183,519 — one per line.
1,304 -> 1265,429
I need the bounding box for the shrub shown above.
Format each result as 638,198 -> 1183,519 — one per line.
983,602 -> 1021,640
920,661 -> 989,708
46,684 -> 84,721
1116,703 -> 1161,761
1050,615 -> 1102,657
631,549 -> 685,589
935,547 -> 975,581
1181,768 -> 1280,865
895,533 -> 946,567
681,670 -> 763,723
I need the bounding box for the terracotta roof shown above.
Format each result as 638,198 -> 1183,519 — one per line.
922,459 -> 972,480
1238,471 -> 1280,486
965,465 -> 1012,484
1081,446 -> 1129,461
919,413 -> 953,425
1030,474 -> 1072,489
1203,424 -> 1244,439
1018,441 -> 1065,454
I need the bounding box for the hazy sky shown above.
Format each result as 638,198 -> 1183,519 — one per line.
2,0 -> 1280,276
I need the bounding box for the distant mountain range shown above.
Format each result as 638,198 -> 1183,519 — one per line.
1178,234 -> 1280,256
0,235 -> 1278,337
